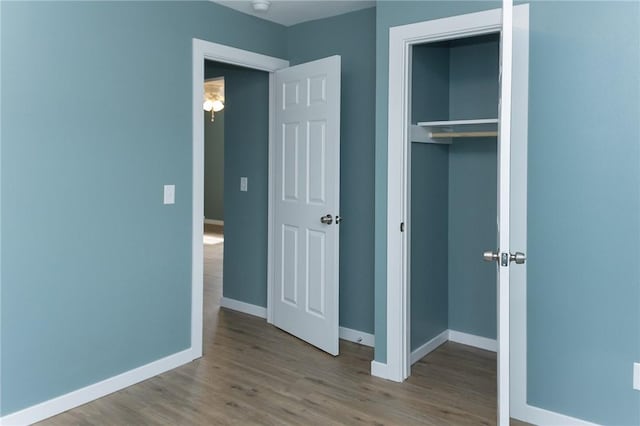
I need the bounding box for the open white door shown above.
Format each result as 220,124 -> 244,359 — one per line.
273,56 -> 341,356
495,1 -> 519,425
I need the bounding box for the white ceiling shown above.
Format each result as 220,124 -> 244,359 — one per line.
212,0 -> 375,27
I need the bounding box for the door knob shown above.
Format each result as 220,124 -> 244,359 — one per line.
483,250 -> 500,262
510,252 -> 526,264
320,214 -> 333,225
483,250 -> 526,265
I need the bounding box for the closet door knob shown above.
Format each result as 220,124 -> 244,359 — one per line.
509,252 -> 526,264
320,214 -> 333,225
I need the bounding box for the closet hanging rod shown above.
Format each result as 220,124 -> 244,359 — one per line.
430,130 -> 498,138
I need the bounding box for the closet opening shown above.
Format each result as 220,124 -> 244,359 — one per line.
408,32 -> 500,394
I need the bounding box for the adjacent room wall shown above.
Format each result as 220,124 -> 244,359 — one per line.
204,61 -> 270,307
204,107 -> 224,222
0,1 -> 286,416
375,1 -> 640,424
287,7 -> 376,334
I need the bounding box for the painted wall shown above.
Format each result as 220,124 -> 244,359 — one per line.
204,108 -> 224,222
204,61 -> 270,307
0,1 -> 286,416
410,44 -> 450,350
410,37 -> 499,349
287,7 -> 376,333
375,1 -> 640,424
447,36 -> 499,339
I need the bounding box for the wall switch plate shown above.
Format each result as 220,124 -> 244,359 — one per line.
634,363 -> 640,391
240,177 -> 248,192
164,185 -> 175,205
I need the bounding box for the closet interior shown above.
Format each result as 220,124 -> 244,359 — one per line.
409,33 -> 500,362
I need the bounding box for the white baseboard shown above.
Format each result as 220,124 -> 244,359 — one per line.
220,297 -> 267,318
0,348 -> 196,426
410,330 -> 448,365
339,327 -> 374,347
204,219 -> 224,226
219,299 -> 375,348
448,330 -> 497,352
370,360 -> 396,381
512,402 -> 599,426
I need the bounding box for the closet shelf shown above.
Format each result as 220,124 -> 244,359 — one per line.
412,118 -> 498,144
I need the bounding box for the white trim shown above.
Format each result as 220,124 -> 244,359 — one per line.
449,330 -> 497,353
384,5 -> 504,385
191,39 -> 289,360
204,218 -> 224,226
410,330 -> 448,365
512,404 -> 600,426
266,72 -> 276,325
220,297 -> 267,318
0,349 -> 196,426
219,299 -> 375,348
339,327 -> 375,347
370,361 -> 394,381
383,5 -> 535,423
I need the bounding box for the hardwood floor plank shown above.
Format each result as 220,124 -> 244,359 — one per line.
38,227 -> 529,425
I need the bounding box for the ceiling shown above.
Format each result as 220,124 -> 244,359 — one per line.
212,0 -> 375,27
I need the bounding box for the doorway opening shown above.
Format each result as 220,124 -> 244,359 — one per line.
408,30 -> 501,419
382,4 -> 530,425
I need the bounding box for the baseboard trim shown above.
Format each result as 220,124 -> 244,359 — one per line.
220,297 -> 267,319
512,402 -> 600,426
448,330 -> 497,352
370,360 -> 396,381
339,327 -> 374,347
410,330 -> 449,365
0,348 -> 196,426
204,219 -> 224,226
219,299 -> 375,348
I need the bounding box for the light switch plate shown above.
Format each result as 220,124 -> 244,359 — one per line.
240,177 -> 248,192
634,363 -> 640,391
164,185 -> 175,205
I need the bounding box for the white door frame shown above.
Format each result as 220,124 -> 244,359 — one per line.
191,39 -> 289,357
380,2 -> 531,421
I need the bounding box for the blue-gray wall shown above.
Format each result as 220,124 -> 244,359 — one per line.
447,35 -> 498,339
0,0 -> 285,416
526,2 -> 639,424
204,107 -> 224,222
410,44 -> 450,350
204,61 -> 270,307
287,7 -> 376,333
376,1 -> 640,424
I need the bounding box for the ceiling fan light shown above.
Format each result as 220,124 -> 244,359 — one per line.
212,100 -> 225,112
203,100 -> 215,112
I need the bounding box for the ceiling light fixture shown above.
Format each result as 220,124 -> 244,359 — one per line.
203,78 -> 225,122
251,0 -> 270,12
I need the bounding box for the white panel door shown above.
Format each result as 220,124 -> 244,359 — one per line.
497,1 -> 514,425
273,56 -> 341,355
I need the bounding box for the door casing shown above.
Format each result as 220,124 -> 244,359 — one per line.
191,39 -> 289,358
378,2 -> 531,423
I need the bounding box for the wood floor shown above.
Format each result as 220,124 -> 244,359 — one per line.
39,225 -> 528,425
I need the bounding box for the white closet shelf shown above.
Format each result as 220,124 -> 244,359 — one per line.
412,118 -> 498,144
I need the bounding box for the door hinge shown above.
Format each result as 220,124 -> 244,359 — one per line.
400,222 -> 405,232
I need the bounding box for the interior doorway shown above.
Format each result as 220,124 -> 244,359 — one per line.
381,4 -> 530,425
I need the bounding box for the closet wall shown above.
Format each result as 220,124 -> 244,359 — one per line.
410,34 -> 499,352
